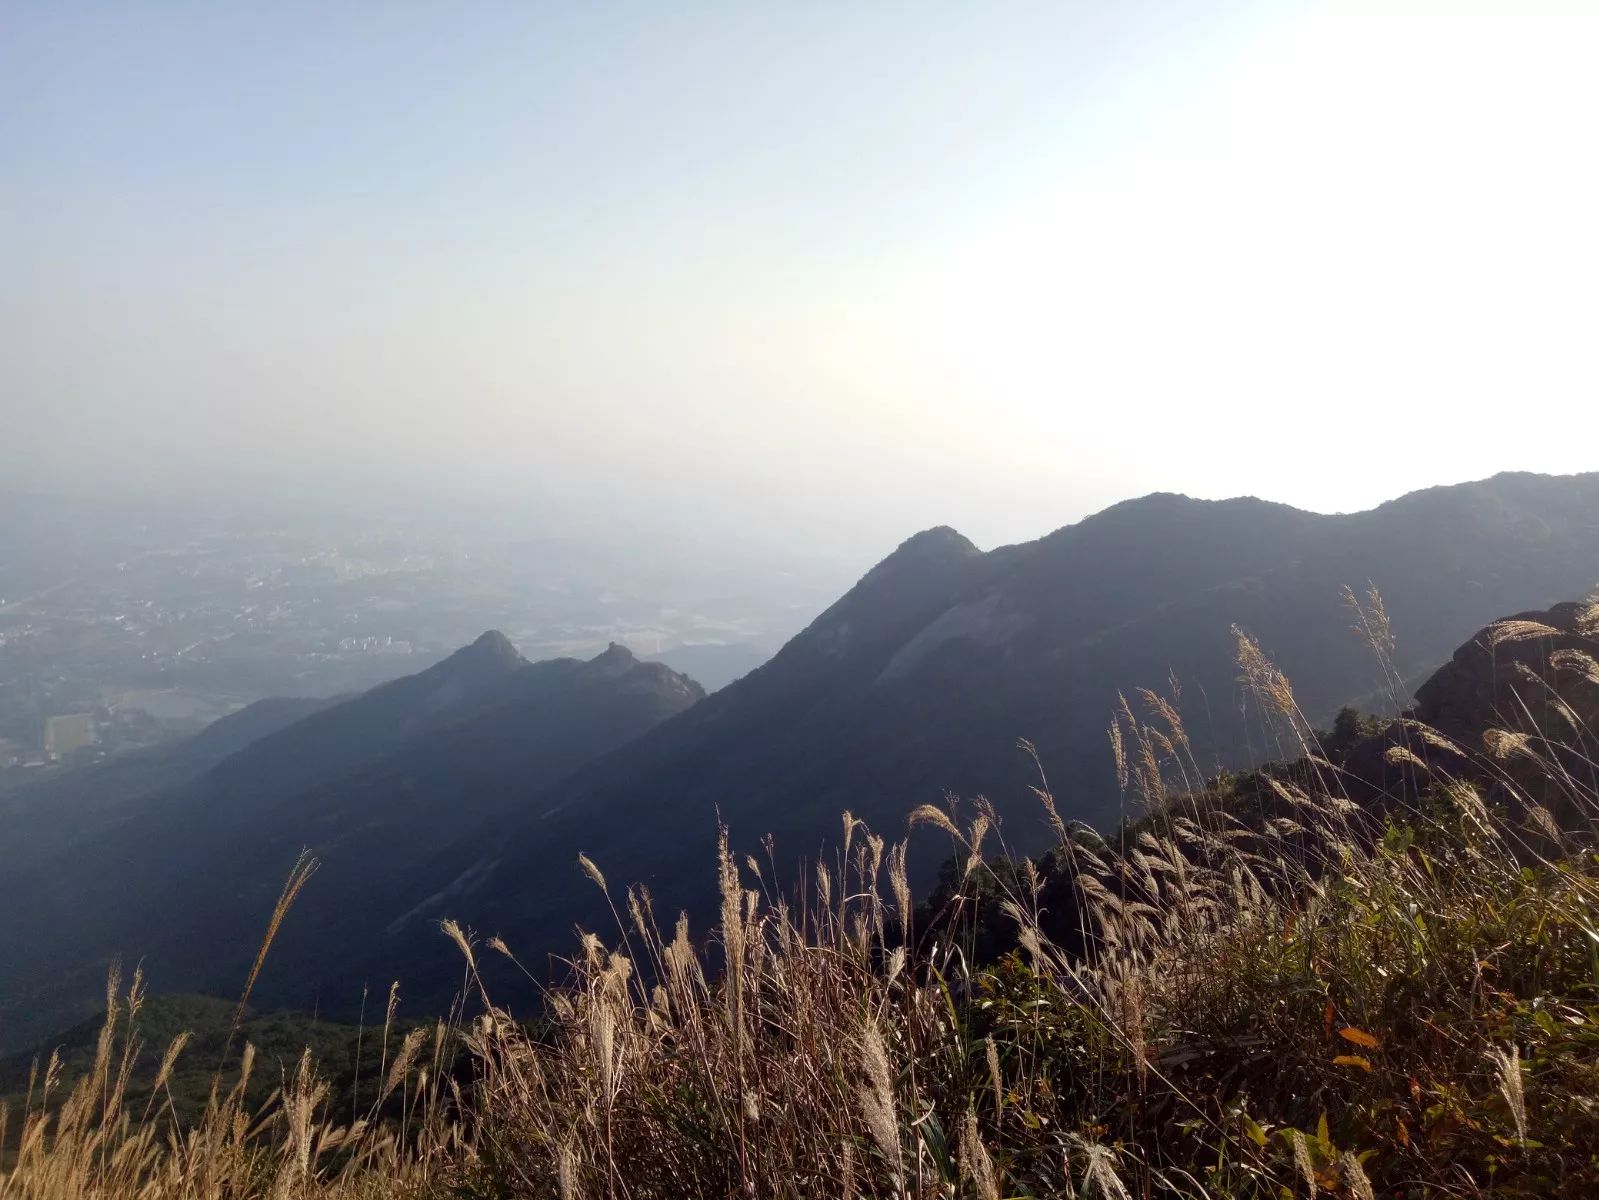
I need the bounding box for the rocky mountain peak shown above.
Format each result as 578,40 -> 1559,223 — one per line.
449,630 -> 524,672
1412,600 -> 1599,738
590,641 -> 638,669
882,525 -> 980,565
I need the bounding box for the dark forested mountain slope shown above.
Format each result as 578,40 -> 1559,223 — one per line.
0,694 -> 335,865
355,472 -> 1599,1010
0,638 -> 702,1050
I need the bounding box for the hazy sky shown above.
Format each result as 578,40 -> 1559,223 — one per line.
4,1 -> 1596,553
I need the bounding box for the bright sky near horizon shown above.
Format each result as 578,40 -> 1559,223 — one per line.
4,1 -> 1596,553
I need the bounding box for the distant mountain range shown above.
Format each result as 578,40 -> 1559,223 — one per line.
4,471 -> 1597,1050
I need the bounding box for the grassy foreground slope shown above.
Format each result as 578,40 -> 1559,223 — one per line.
0,992 -> 426,1131
3,595 -> 1598,1198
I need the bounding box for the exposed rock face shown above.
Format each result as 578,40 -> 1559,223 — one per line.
969,599 -> 1599,964
1412,601 -> 1599,741
876,591 -> 1031,683
1342,599 -> 1599,823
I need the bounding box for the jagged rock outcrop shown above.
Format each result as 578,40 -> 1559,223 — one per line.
1343,599 -> 1599,822
1413,600 -> 1599,740
936,599 -> 1599,964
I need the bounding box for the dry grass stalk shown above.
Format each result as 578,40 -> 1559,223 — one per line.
8,602 -> 1599,1199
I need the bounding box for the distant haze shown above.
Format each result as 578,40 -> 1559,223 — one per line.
4,1 -> 1596,554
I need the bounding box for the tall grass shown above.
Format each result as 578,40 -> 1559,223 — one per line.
0,966 -> 465,1199
5,597 -> 1597,1197
456,598 -> 1599,1198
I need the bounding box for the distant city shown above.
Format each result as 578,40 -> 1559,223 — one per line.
0,490 -> 851,784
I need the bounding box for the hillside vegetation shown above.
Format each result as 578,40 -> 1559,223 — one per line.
0,640 -> 702,1052
0,993 -> 427,1132
4,595 -> 1598,1198
348,471 -> 1599,1018
7,472 -> 1599,1052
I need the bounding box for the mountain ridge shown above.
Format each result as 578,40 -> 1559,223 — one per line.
0,640 -> 704,1050
5,471 -> 1598,1043
354,470 -> 1599,1013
